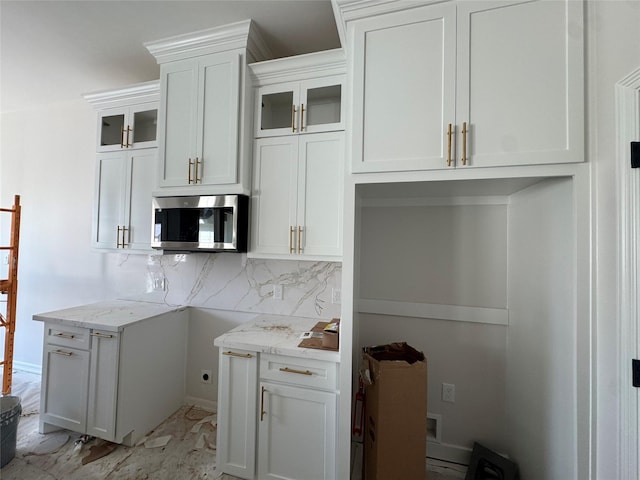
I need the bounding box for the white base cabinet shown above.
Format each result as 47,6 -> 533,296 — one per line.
39,308 -> 187,446
216,347 -> 338,480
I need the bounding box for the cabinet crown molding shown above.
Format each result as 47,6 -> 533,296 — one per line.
249,48 -> 346,86
144,19 -> 274,64
83,80 -> 159,110
332,0 -> 445,43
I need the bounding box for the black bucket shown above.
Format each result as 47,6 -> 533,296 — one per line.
1,396 -> 22,468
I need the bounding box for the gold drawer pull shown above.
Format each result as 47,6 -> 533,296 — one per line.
91,332 -> 114,339
279,367 -> 313,376
260,386 -> 266,421
52,349 -> 72,356
54,333 -> 75,339
223,351 -> 254,358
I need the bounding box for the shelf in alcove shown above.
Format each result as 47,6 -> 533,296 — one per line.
357,298 -> 508,326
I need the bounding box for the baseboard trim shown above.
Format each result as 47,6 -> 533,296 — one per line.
12,360 -> 42,375
184,395 -> 217,413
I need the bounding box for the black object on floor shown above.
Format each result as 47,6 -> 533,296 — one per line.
465,442 -> 519,480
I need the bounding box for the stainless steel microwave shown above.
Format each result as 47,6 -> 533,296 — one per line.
151,195 -> 248,252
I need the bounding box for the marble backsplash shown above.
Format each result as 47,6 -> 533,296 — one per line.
113,252 -> 342,320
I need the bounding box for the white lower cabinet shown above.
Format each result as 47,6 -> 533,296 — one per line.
217,350 -> 338,480
39,309 -> 187,446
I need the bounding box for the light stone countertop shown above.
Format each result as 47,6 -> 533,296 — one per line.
32,300 -> 186,332
214,314 -> 340,363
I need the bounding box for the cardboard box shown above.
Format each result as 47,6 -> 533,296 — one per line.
361,343 -> 428,480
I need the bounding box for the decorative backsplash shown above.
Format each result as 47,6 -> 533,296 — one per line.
117,253 -> 342,320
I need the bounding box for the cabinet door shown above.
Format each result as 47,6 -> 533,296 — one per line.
129,103 -> 158,149
255,82 -> 301,137
258,382 -> 337,480
456,0 -> 584,167
97,107 -> 126,152
123,149 -> 156,251
40,344 -> 90,433
297,132 -> 344,257
197,52 -> 240,185
299,76 -> 344,134
217,349 -> 258,479
87,330 -> 120,441
251,137 -> 298,256
93,152 -> 126,249
351,3 -> 456,173
158,59 -> 199,187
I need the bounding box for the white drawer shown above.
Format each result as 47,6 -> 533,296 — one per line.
44,323 -> 90,350
260,353 -> 338,391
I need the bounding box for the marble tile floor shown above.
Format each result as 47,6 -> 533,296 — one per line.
1,370 -> 463,480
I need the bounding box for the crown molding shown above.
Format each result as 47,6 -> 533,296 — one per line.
249,48 -> 346,86
83,80 -> 159,109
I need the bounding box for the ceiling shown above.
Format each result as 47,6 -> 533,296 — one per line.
0,0 -> 341,113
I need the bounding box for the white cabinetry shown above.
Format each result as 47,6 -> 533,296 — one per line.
93,149 -> 156,251
255,75 -> 344,137
158,52 -> 240,187
97,103 -> 158,152
215,318 -> 339,480
350,0 -> 584,172
249,50 -> 346,260
217,349 -> 258,479
37,303 -> 187,446
251,132 -> 343,259
85,82 -> 159,252
145,20 -> 272,196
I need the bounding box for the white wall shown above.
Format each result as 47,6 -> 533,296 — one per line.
0,99 -> 342,408
506,177 -> 575,479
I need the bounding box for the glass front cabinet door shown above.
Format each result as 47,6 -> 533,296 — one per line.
97,103 -> 158,151
256,76 -> 344,137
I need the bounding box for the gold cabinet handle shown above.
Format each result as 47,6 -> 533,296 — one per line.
121,226 -> 128,248
447,123 -> 453,167
120,126 -> 125,148
54,332 -> 75,339
279,367 -> 313,376
297,226 -> 303,254
52,349 -> 73,356
117,226 -> 122,248
125,125 -> 132,148
291,105 -> 297,133
188,158 -> 194,184
462,122 -> 468,166
260,386 -> 266,421
300,103 -> 305,132
222,351 -> 254,358
289,226 -> 295,254
91,332 -> 114,339
195,157 -> 201,184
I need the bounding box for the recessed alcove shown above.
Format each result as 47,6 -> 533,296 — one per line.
353,175 -> 577,478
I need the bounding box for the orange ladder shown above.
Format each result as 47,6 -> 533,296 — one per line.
1,195 -> 21,395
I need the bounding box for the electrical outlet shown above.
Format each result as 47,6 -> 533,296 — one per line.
273,284 -> 283,300
200,369 -> 212,384
331,288 -> 341,304
442,383 -> 455,403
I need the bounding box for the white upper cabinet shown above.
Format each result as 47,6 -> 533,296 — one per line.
255,76 -> 344,137
145,20 -> 273,196
158,52 -> 240,187
92,149 -> 156,252
251,132 -> 344,259
351,3 -> 455,172
85,81 -> 159,153
85,82 -> 159,253
349,0 -> 584,173
97,104 -> 158,152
